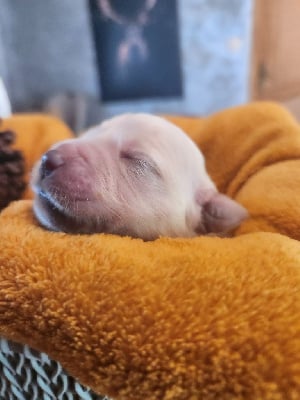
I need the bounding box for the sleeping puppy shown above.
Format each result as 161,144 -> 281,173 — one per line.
31,114 -> 248,240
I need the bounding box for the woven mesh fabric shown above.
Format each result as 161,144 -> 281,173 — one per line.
0,338 -> 108,400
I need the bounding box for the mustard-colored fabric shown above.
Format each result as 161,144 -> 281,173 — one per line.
167,102 -> 300,240
1,103 -> 300,400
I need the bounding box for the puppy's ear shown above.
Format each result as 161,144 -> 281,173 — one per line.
196,193 -> 248,235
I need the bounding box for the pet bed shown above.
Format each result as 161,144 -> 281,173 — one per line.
0,103 -> 300,400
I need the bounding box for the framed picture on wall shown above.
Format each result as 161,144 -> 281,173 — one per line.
89,0 -> 183,101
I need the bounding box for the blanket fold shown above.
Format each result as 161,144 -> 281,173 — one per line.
0,102 -> 300,400
168,102 -> 300,239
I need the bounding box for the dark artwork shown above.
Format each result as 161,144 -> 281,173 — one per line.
89,0 -> 183,101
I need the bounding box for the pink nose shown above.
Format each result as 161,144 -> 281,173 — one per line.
41,149 -> 64,178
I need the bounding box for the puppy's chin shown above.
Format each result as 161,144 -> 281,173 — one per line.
33,191 -> 165,240
33,191 -> 109,234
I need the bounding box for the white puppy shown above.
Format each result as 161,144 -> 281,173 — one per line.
31,114 -> 248,240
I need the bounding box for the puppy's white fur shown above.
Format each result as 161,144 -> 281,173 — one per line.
31,113 -> 247,239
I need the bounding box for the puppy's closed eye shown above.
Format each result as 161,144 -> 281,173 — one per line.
120,151 -> 161,178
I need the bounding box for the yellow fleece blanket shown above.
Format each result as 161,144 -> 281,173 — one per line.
1,103 -> 300,400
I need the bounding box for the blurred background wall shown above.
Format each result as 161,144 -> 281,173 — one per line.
0,0 -> 99,110
0,0 -> 253,127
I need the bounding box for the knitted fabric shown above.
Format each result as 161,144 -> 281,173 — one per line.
0,338 -> 108,400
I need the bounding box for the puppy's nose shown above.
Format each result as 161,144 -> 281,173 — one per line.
41,149 -> 64,179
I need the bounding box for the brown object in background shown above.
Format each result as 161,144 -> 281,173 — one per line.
0,128 -> 26,211
251,0 -> 300,119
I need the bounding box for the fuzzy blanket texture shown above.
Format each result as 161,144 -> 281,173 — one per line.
0,103 -> 300,400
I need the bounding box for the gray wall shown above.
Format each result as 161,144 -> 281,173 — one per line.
0,0 -> 98,110
0,0 -> 253,119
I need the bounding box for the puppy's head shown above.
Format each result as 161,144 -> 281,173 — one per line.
31,114 -> 248,239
